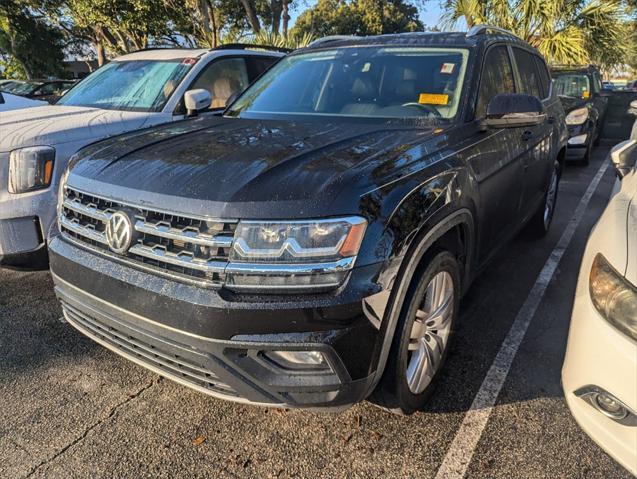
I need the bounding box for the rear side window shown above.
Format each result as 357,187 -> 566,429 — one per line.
191,57 -> 250,109
246,56 -> 278,82
476,46 -> 516,119
513,48 -> 542,99
534,56 -> 551,99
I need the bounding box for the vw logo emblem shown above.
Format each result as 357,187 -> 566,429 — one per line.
105,211 -> 133,254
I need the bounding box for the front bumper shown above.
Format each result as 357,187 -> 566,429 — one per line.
562,288 -> 637,475
0,183 -> 57,269
565,124 -> 591,160
49,235 -> 387,410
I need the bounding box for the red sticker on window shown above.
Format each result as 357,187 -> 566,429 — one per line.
181,58 -> 198,66
441,63 -> 456,74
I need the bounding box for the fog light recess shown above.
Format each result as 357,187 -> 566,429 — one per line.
264,350 -> 331,371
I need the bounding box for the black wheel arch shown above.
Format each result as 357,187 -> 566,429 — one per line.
366,208 -> 475,397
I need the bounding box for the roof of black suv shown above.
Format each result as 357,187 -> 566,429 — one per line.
300,28 -> 536,52
551,64 -> 600,74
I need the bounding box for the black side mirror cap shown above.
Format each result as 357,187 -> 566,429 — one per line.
483,93 -> 547,128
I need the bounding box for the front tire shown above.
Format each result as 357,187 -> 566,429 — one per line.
371,251 -> 460,415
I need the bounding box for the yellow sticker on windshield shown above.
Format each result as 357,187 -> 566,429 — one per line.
582,90 -> 590,99
419,93 -> 449,105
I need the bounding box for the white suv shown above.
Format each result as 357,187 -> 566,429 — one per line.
0,45 -> 284,269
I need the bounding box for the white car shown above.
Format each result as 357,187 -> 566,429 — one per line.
0,91 -> 47,112
562,136 -> 637,475
0,45 -> 284,269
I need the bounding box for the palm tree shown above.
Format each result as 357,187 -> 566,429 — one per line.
441,0 -> 631,67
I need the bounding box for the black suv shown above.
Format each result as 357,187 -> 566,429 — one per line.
551,65 -> 608,164
50,28 -> 567,413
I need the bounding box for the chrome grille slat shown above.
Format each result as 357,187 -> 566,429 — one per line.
60,187 -> 237,286
59,214 -> 108,245
134,220 -> 233,248
63,198 -> 113,222
129,244 -> 227,274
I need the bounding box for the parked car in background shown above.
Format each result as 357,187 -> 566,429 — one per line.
0,45 -> 285,270
602,81 -> 617,91
551,65 -> 609,165
562,128 -> 637,476
49,28 -> 567,414
626,80 -> 637,92
0,79 -> 24,92
4,79 -> 76,103
0,91 -> 47,112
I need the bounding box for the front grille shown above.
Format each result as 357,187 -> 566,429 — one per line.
60,187 -> 237,286
61,300 -> 238,397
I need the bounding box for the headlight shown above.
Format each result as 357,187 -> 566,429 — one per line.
589,254 -> 637,341
8,146 -> 55,194
226,217 -> 367,292
566,107 -> 589,126
57,167 -> 70,221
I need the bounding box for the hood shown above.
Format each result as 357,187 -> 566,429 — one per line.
0,105 -> 156,152
558,95 -> 587,113
69,116 -> 445,219
0,93 -> 47,112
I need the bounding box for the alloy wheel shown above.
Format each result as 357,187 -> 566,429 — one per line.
543,168 -> 559,229
406,271 -> 455,394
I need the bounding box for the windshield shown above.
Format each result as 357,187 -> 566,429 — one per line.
57,59 -> 193,112
8,81 -> 40,95
553,73 -> 591,99
227,47 -> 469,122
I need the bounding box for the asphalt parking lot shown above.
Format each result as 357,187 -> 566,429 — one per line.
0,145 -> 633,479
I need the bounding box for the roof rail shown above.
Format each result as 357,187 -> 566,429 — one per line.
466,25 -> 516,38
308,35 -> 359,47
211,43 -> 291,54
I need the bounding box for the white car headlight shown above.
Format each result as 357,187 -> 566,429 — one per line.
589,254 -> 637,341
8,146 -> 55,194
565,107 -> 589,126
226,217 -> 367,292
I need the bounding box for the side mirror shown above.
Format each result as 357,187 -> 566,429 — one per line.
610,139 -> 637,178
184,89 -> 212,116
483,93 -> 546,128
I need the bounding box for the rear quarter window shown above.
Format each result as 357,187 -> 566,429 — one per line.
533,56 -> 551,99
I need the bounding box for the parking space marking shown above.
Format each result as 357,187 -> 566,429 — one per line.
435,160 -> 610,479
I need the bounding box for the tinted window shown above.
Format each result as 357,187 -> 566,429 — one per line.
246,56 -> 278,82
476,46 -> 515,118
513,48 -> 542,99
534,56 -> 551,98
229,47 -> 470,121
192,57 -> 250,109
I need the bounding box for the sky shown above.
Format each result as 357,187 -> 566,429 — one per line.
288,1 -> 446,30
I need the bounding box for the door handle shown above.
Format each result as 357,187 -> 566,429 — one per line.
521,130 -> 533,141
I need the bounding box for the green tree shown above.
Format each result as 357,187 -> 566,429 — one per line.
441,0 -> 631,68
64,0 -> 174,65
292,0 -> 423,37
0,0 -> 65,79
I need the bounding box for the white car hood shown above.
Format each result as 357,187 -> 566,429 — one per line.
0,105 -> 156,152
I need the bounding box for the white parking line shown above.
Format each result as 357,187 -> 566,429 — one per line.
435,159 -> 610,479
